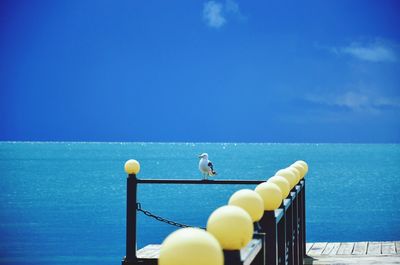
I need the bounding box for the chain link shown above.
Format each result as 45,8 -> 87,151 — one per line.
136,203 -> 205,229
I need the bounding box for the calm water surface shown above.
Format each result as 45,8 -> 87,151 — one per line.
0,142 -> 399,264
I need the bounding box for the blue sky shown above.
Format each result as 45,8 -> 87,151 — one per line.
1,0 -> 399,142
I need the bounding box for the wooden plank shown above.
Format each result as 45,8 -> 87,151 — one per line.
337,242 -> 354,255
352,241 -> 368,255
137,244 -> 161,259
321,242 -> 340,255
367,242 -> 382,255
382,241 -> 396,255
330,242 -> 341,255
308,242 -> 327,255
306,243 -> 314,254
305,256 -> 400,265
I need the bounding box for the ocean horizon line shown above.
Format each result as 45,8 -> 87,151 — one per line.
0,140 -> 399,145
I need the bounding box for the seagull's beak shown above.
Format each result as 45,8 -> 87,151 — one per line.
198,154 -> 203,158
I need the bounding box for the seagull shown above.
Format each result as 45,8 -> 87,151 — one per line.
198,153 -> 217,180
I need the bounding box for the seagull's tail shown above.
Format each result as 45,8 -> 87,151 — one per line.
209,170 -> 217,176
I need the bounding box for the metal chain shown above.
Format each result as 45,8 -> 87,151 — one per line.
136,203 -> 204,229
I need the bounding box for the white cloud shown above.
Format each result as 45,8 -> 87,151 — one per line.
225,0 -> 240,15
373,96 -> 400,108
203,0 -> 243,28
203,1 -> 226,28
332,40 -> 397,62
306,90 -> 400,113
335,91 -> 370,110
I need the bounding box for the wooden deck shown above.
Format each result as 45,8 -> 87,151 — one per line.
137,241 -> 400,264
305,241 -> 400,264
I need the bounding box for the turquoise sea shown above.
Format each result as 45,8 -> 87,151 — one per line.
0,142 -> 399,265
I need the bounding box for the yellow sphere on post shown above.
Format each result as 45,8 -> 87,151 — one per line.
254,182 -> 283,211
159,228 -> 224,265
207,205 -> 253,250
291,163 -> 306,179
267,176 -> 290,199
275,169 -> 297,188
124,159 -> 140,175
288,166 -> 301,184
228,189 -> 264,222
295,160 -> 308,177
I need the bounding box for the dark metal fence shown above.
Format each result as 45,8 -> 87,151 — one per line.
121,175 -> 306,265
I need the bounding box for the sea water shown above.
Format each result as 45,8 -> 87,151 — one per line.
0,142 -> 399,264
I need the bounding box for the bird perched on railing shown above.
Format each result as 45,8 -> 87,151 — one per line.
198,153 -> 217,180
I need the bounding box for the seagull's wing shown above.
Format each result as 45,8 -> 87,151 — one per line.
208,161 -> 217,175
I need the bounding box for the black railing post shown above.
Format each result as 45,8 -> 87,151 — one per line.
302,179 -> 306,258
297,181 -> 305,265
293,185 -> 300,265
260,211 -> 278,265
277,216 -> 286,265
278,199 -> 291,265
253,232 -> 266,265
224,250 -> 242,265
122,173 -> 138,265
286,193 -> 294,265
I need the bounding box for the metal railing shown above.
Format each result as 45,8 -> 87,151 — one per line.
121,176 -> 306,265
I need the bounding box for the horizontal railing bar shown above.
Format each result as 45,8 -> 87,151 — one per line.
136,178 -> 265,185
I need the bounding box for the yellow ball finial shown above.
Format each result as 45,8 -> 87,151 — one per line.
275,168 -> 297,189
291,163 -> 306,179
254,182 -> 283,211
288,166 -> 301,184
228,189 -> 264,222
295,160 -> 308,178
124,159 -> 140,174
267,176 -> 290,199
159,228 -> 224,265
207,205 -> 253,250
